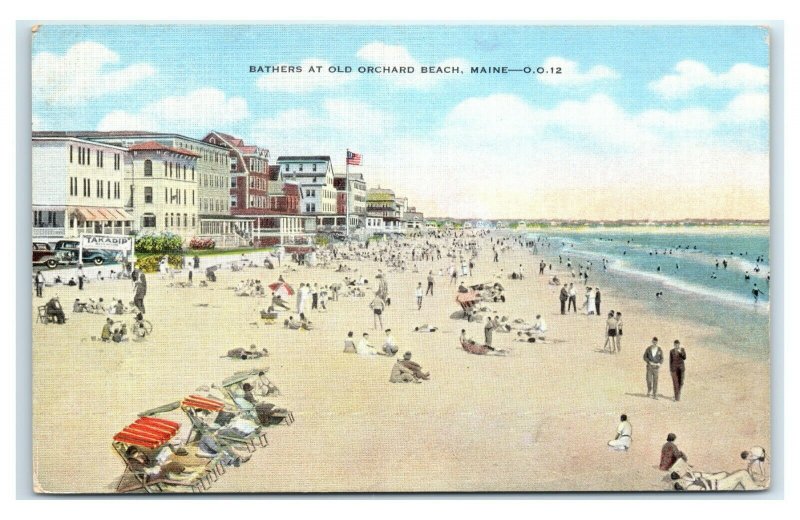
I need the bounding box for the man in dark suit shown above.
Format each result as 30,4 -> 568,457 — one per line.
643,337 -> 663,399
594,288 -> 601,315
559,284 -> 569,315
669,340 -> 687,401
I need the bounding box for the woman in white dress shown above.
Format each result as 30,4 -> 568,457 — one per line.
608,414 -> 632,451
584,287 -> 595,315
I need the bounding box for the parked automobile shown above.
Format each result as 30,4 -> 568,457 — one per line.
32,242 -> 59,269
53,240 -> 122,266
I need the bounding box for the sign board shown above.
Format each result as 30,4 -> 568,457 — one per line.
79,234 -> 134,252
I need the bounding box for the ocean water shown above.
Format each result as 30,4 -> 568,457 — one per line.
524,227 -> 771,359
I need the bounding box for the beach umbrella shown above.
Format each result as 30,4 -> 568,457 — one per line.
268,281 -> 294,297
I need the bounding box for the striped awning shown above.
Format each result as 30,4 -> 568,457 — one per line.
71,207 -> 134,222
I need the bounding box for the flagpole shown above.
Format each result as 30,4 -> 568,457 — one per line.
345,149 -> 350,239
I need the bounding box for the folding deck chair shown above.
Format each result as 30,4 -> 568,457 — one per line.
220,370 -> 294,426
137,401 -> 226,483
181,395 -> 268,453
112,416 -> 209,493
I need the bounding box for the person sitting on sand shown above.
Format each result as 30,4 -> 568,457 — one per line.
382,329 -> 399,356
608,414 -> 632,451
357,333 -> 383,356
112,323 -> 128,343
271,293 -> 290,310
284,316 -> 302,330
457,282 -> 469,293
299,313 -> 314,330
73,298 -> 87,313
101,318 -> 113,342
343,331 -> 357,353
45,297 -> 66,323
254,370 -> 280,397
113,299 -> 125,315
390,352 -> 430,383
660,433 -> 689,471
414,324 -> 438,332
532,315 -> 547,338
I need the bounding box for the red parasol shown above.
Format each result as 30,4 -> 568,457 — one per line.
268,281 -> 295,297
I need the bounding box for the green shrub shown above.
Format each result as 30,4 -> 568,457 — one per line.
135,232 -> 183,254
135,254 -> 184,273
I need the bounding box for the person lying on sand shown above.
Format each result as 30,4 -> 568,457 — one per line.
224,345 -> 269,360
459,329 -> 508,356
414,324 -> 438,332
670,468 -> 765,491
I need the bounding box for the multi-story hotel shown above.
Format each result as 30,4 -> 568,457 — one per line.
126,141 -> 201,241
366,187 -> 404,233
333,172 -> 366,230
32,135 -> 133,239
63,131 -> 245,244
276,156 -> 338,228
201,131 -> 270,212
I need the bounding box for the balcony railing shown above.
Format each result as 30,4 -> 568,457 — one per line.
32,227 -> 65,238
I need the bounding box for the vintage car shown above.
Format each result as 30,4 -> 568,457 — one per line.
32,242 -> 59,269
53,240 -> 122,266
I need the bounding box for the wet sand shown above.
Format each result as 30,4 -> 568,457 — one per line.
31,235 -> 770,493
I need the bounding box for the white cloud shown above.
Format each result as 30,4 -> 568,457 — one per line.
33,41 -> 155,106
252,99 -> 392,156
256,59 -> 356,93
96,88 -> 249,132
650,60 -> 769,99
719,92 -> 769,123
537,57 -> 619,86
32,114 -> 43,131
356,42 -> 469,89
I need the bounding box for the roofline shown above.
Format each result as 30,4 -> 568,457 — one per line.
276,156 -> 332,161
32,131 -> 230,152
32,136 -> 130,152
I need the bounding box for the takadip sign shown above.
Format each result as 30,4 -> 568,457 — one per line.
79,234 -> 133,252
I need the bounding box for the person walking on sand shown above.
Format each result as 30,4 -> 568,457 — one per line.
484,316 -> 495,347
296,283 -> 305,314
603,311 -> 617,353
669,340 -> 687,401
369,293 -> 385,330
595,288 -> 601,316
568,283 -> 577,313
426,271 -> 434,295
559,284 -> 569,315
34,270 -> 45,298
614,312 -> 623,352
643,337 -> 664,399
415,282 -> 424,310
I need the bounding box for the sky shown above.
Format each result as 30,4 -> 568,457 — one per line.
31,24 -> 770,220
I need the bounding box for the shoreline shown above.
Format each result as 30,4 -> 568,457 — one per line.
31,231 -> 770,493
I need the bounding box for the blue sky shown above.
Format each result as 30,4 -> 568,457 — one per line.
32,24 -> 770,219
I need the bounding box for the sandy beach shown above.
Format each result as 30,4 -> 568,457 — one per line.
31,232 -> 770,493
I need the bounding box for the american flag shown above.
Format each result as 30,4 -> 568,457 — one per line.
346,150 -> 362,166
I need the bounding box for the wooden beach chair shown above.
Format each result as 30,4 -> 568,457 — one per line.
220,370 -> 294,426
137,401 -> 226,483
181,395 -> 268,453
36,306 -> 53,324
112,416 -> 209,493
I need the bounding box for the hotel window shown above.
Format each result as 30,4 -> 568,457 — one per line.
96,150 -> 100,167
70,146 -> 73,163
142,213 -> 156,228
144,187 -> 153,203
164,161 -> 168,175
184,214 -> 187,227
192,167 -> 195,180
183,190 -> 187,205
107,181 -> 111,199
165,214 -> 169,227
87,148 -> 91,166
169,162 -> 173,177
165,188 -> 168,203
192,215 -> 196,227
312,163 -> 317,172
183,165 -> 186,179
144,160 -> 153,177
192,190 -> 195,205
177,190 -> 181,204
230,195 -> 237,208
231,177 -> 237,188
